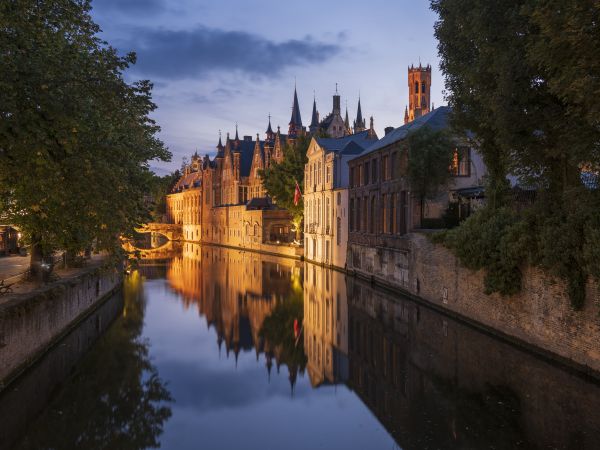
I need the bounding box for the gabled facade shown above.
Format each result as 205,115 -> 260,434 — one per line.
303,127 -> 378,268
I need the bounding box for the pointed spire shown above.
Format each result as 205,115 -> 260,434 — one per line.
289,85 -> 302,136
235,123 -> 239,141
217,130 -> 223,151
266,114 -> 273,134
356,96 -> 363,124
404,105 -> 409,124
309,95 -> 319,132
344,104 -> 350,130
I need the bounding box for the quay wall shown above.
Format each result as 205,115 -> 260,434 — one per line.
0,263 -> 122,387
0,289 -> 123,449
347,232 -> 600,375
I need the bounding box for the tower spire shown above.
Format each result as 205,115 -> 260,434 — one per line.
354,96 -> 365,132
288,85 -> 303,137
344,102 -> 351,135
309,94 -> 319,133
217,130 -> 223,151
235,123 -> 239,141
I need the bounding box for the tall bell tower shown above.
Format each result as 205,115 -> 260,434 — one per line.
405,63 -> 431,124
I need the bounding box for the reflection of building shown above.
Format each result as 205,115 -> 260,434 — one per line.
303,129 -> 377,268
346,276 -> 600,450
303,265 -> 348,386
167,244 -> 302,375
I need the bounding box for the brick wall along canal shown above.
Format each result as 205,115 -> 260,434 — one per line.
5,243 -> 600,450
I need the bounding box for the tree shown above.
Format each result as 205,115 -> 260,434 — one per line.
0,0 -> 170,277
259,135 -> 310,240
406,126 -> 454,224
431,0 -> 600,196
431,0 -> 600,307
148,171 -> 181,223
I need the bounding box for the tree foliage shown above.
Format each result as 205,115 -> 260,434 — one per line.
431,0 -> 600,307
148,171 -> 180,222
259,135 -> 310,224
0,0 -> 170,271
406,126 -> 454,222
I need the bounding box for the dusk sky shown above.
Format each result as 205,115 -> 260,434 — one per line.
91,0 -> 444,173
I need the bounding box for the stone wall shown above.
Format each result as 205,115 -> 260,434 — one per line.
0,290 -> 123,449
346,275 -> 600,449
0,264 -> 122,386
348,232 -> 600,375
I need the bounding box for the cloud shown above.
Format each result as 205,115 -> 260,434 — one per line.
92,0 -> 166,16
124,25 -> 343,80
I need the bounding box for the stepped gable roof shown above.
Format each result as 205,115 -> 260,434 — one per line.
315,130 -> 372,154
366,106 -> 450,154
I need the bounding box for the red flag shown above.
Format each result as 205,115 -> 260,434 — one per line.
293,180 -> 302,206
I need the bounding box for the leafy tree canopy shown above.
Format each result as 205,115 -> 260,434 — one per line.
431,0 -> 600,307
0,0 -> 171,270
259,135 -> 310,226
406,126 -> 454,222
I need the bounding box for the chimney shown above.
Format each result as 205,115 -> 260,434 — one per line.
384,126 -> 394,136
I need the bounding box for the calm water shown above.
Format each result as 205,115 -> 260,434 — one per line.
6,243 -> 600,449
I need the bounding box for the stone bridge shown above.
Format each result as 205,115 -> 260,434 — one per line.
122,239 -> 181,260
135,223 -> 182,241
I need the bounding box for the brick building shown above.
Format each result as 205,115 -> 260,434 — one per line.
346,106 -> 486,284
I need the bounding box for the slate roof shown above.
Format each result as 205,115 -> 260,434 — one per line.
365,106 -> 451,154
172,171 -> 201,192
231,139 -> 258,178
315,130 -> 374,154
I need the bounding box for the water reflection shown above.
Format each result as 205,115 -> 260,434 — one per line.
15,272 -> 173,450
10,244 -> 600,450
161,244 -> 600,449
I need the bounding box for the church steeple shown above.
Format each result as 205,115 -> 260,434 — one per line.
404,105 -> 409,124
288,85 -> 303,137
309,95 -> 319,134
217,130 -> 224,152
354,96 -> 366,132
266,114 -> 274,141
344,105 -> 351,135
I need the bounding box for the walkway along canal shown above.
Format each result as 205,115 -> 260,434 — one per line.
4,244 -> 600,449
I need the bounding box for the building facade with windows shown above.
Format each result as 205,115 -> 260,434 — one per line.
303,126 -> 378,268
347,106 -> 486,287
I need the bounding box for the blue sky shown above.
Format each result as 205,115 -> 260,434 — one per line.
91,0 -> 444,173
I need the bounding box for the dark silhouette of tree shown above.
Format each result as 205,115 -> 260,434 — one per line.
16,273 -> 173,449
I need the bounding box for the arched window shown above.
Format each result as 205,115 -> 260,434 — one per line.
421,81 -> 426,93
414,81 -> 419,93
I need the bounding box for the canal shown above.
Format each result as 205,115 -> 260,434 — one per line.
4,243 -> 600,449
